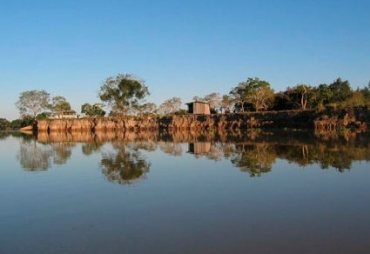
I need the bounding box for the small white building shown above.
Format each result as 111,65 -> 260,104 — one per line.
49,110 -> 78,119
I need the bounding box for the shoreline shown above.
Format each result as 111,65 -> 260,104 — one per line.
34,108 -> 370,133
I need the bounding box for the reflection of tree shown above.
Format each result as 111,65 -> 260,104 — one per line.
206,143 -> 225,161
127,141 -> 157,152
230,144 -> 276,177
158,141 -> 183,156
0,131 -> 10,140
18,140 -> 53,171
17,137 -> 76,171
82,142 -> 104,156
13,129 -> 370,177
276,143 -> 359,172
51,142 -> 75,164
101,142 -> 151,185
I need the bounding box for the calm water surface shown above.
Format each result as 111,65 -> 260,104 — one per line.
1,130 -> 370,254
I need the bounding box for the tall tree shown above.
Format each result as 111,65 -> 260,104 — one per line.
51,96 -> 72,115
16,90 -> 50,119
203,92 -> 222,113
158,97 -> 182,115
328,78 -> 352,103
285,84 -> 312,110
229,82 -> 249,112
221,94 -> 233,113
139,102 -> 157,116
81,103 -> 106,117
272,92 -> 293,111
311,84 -> 332,109
359,83 -> 370,103
0,118 -> 9,130
230,78 -> 274,112
99,73 -> 150,116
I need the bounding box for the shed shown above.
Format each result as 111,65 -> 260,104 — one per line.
186,101 -> 211,115
188,142 -> 211,155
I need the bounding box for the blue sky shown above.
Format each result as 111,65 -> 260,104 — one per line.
1,0 -> 369,120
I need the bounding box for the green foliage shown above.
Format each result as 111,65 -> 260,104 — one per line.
284,84 -> 313,110
311,84 -> 332,108
9,115 -> 35,129
0,118 -> 9,130
328,78 -> 352,103
99,73 -> 150,116
359,83 -> 370,105
100,143 -> 151,184
272,78 -> 364,111
81,103 -> 106,117
174,109 -> 188,115
51,96 -> 72,115
272,92 -> 294,110
230,77 -> 274,112
36,112 -> 50,120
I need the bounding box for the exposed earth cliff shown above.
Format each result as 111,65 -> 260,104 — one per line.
35,107 -> 370,133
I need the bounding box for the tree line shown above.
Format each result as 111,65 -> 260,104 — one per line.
1,73 -> 369,130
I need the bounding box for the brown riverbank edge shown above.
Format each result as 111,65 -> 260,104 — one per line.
35,107 -> 370,133
20,125 -> 33,131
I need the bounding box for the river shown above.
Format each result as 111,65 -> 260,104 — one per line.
1,130 -> 370,253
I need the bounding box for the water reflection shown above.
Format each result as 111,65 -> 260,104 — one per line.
10,130 -> 370,180
231,143 -> 276,177
81,142 -> 104,156
18,139 -> 53,171
101,142 -> 151,184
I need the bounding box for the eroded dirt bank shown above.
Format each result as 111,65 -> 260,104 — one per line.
35,107 -> 370,133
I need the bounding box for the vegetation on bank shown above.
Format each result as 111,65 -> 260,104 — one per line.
2,73 -> 369,130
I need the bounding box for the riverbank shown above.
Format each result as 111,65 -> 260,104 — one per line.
35,107 -> 370,133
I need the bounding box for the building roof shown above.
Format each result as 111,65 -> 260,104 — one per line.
185,101 -> 210,105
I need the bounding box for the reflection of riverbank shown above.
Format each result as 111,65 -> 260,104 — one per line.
35,129 -> 370,146
12,130 -> 370,180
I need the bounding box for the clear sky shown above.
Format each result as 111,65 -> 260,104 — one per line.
1,0 -> 369,120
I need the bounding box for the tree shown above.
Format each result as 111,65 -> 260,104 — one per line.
311,84 -> 332,109
344,90 -> 367,107
285,84 -> 312,110
230,78 -> 274,112
272,92 -> 293,110
328,78 -> 352,103
139,102 -> 157,116
221,94 -> 233,113
81,103 -> 106,117
203,92 -> 222,113
51,96 -> 72,115
359,83 -> 370,104
193,96 -> 203,102
16,90 -> 50,119
229,83 -> 249,112
0,118 -> 9,130
158,97 -> 182,115
99,73 -> 150,116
